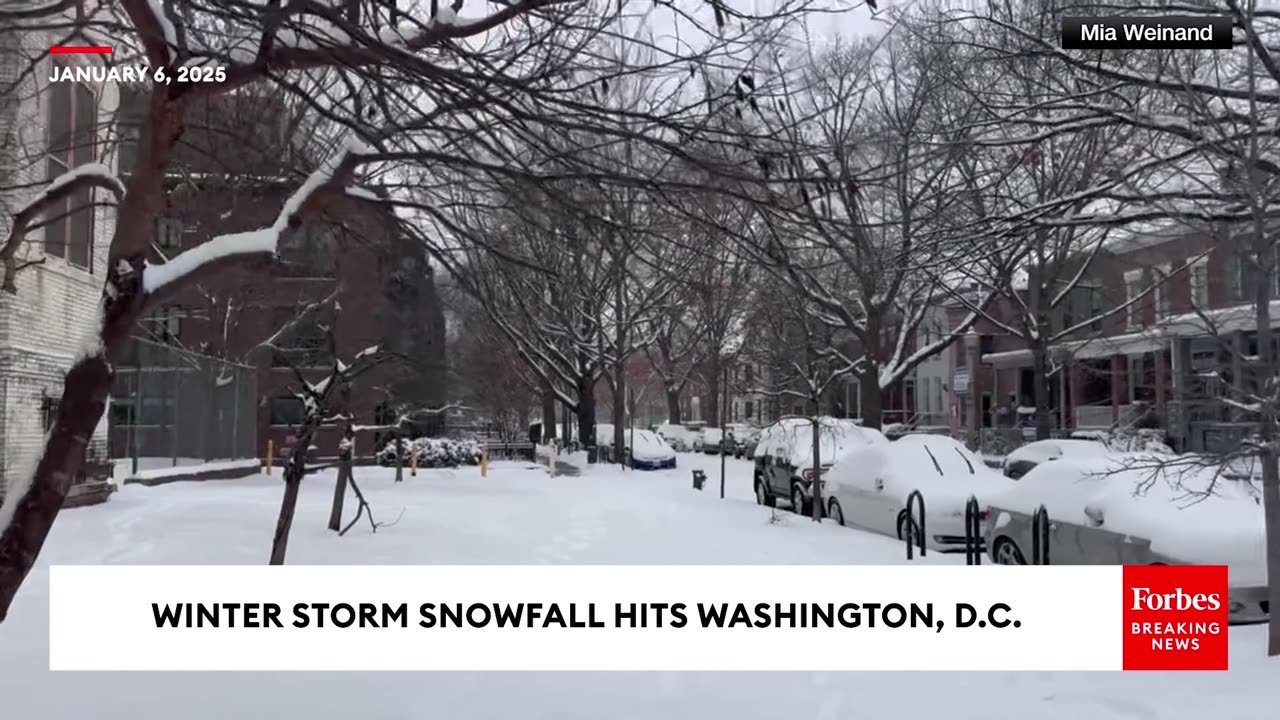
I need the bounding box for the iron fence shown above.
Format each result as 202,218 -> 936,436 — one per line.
108,337 -> 258,472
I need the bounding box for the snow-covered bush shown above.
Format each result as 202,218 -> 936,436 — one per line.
375,437 -> 482,468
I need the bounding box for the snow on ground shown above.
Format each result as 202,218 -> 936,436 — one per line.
1,453 -> 1276,718
110,456 -> 256,480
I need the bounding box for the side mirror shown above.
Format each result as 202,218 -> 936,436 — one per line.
1083,505 -> 1104,527
874,478 -> 884,491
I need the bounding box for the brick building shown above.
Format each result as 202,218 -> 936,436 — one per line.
0,26 -> 116,504
112,88 -> 446,459
947,222 -> 1269,451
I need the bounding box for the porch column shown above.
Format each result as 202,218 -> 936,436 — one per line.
1110,355 -> 1128,423
1154,348 -> 1169,418
1069,364 -> 1086,430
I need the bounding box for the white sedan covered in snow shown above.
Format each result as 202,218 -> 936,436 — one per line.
984,454 -> 1268,623
629,430 -> 677,470
824,435 -> 1010,551
1001,438 -> 1113,479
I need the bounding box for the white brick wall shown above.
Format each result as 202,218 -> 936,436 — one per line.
0,26 -> 119,496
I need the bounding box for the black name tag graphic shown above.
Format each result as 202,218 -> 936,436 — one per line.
1061,16 -> 1232,49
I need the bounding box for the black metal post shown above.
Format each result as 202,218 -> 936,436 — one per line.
964,495 -> 982,566
905,489 -> 926,560
1032,504 -> 1050,565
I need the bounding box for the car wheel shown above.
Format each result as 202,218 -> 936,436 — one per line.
790,483 -> 809,515
754,476 -> 775,507
992,537 -> 1027,565
828,498 -> 845,526
896,512 -> 923,546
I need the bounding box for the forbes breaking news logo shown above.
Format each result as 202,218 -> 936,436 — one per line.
1123,565 -> 1228,671
1061,16 -> 1233,50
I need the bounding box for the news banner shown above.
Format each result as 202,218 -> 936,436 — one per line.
48,564 -> 1232,672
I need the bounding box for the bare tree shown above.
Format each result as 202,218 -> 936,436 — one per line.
952,0 -> 1280,654
0,0 -> 846,620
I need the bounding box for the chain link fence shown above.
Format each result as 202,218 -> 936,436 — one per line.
108,337 -> 258,474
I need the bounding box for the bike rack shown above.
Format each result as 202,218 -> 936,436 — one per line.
964,495 -> 982,566
905,489 -> 926,560
1031,504 -> 1050,565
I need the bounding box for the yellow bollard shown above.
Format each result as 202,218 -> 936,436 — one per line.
265,439 -> 274,476
480,447 -> 489,477
410,446 -> 419,477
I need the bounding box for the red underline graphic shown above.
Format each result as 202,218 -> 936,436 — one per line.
50,46 -> 112,55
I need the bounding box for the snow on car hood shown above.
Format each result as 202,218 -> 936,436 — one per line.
1084,461 -> 1266,585
829,435 -> 1008,510
630,431 -> 675,461
1006,439 -> 1110,466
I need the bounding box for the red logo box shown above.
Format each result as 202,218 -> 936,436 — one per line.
1122,565 -> 1228,671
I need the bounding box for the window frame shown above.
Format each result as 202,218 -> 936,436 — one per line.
1124,269 -> 1143,328
1190,257 -> 1210,308
44,66 -> 98,271
1153,263 -> 1171,320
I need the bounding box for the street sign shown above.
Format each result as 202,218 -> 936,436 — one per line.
953,368 -> 971,396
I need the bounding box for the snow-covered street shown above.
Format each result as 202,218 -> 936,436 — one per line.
0,454 -> 1276,719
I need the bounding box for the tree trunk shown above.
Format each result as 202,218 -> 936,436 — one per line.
394,434 -> 404,482
269,439 -> 311,565
612,367 -> 626,465
576,376 -> 597,463
541,392 -> 557,442
327,460 -> 350,532
810,414 -> 823,522
1251,264 -> 1280,655
858,369 -> 883,430
327,427 -> 354,532
561,401 -> 572,445
707,363 -> 721,426
666,387 -> 682,424
0,352 -> 112,621
1031,344 -> 1053,441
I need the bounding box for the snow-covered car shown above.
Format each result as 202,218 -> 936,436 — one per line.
824,434 -> 1009,551
1002,438 -> 1113,479
752,417 -> 887,514
655,424 -> 698,452
984,454 -> 1267,624
729,425 -> 761,459
629,430 -> 677,470
701,427 -> 727,454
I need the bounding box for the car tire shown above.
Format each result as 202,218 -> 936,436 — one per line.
992,537 -> 1027,565
790,482 -> 809,515
754,476 -> 775,507
828,498 -> 845,526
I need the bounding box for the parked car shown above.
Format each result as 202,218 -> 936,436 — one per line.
701,427 -> 726,455
983,454 -> 1268,624
727,424 -> 760,458
1002,439 -> 1113,479
824,434 -> 1009,551
753,417 -> 887,514
655,424 -> 698,452
629,430 -> 677,470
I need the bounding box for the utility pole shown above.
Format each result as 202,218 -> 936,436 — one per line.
719,361 -> 728,499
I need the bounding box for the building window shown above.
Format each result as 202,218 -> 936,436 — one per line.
44,73 -> 97,270
269,396 -> 307,426
1154,264 -> 1170,320
1227,255 -> 1245,301
109,397 -> 175,427
156,217 -> 183,252
41,394 -> 60,431
278,221 -> 338,278
272,306 -> 332,367
744,400 -> 753,419
1125,270 -> 1143,328
1190,258 -> 1209,308
140,304 -> 183,344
